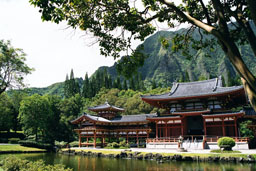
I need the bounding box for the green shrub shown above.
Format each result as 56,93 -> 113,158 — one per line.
0,138 -> 8,143
55,141 -> 68,148
111,142 -> 119,148
1,156 -> 72,171
69,141 -> 79,147
8,138 -> 20,144
18,140 -> 53,150
217,137 -> 236,151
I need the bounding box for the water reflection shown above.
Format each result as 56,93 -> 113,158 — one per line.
0,153 -> 255,171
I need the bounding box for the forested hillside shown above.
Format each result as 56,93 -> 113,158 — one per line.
20,27 -> 256,97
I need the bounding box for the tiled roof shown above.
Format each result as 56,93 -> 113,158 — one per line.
141,77 -> 244,100
71,113 -> 157,124
110,114 -> 157,123
88,101 -> 124,112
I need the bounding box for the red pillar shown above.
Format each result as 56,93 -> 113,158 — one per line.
165,121 -> 168,138
93,130 -> 96,148
136,131 -> 139,146
79,131 -> 81,147
203,118 -> 207,136
234,118 -> 238,137
156,121 -> 158,139
222,118 -> 225,136
126,131 -> 129,144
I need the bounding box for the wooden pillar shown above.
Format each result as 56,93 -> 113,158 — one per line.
181,119 -> 184,136
156,121 -> 158,139
86,137 -> 88,147
165,121 -> 168,138
93,130 -> 96,148
79,131 -> 81,147
203,118 -> 207,136
222,118 -> 225,136
136,131 -> 139,146
234,118 -> 238,137
126,131 -> 129,144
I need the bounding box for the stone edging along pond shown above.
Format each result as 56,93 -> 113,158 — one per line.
59,150 -> 256,163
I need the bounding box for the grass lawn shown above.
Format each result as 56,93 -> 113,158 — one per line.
0,145 -> 46,152
63,148 -> 256,159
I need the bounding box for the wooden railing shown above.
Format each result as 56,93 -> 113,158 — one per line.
205,136 -> 249,142
147,136 -> 249,143
147,137 -> 179,143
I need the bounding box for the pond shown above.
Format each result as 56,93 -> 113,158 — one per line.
1,153 -> 256,171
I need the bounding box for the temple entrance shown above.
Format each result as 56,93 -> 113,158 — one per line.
186,116 -> 204,135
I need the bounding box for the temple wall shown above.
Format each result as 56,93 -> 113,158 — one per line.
205,142 -> 249,150
146,142 -> 178,149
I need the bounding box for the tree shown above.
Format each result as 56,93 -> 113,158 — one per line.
19,94 -> 53,141
82,73 -> 92,98
30,0 -> 256,110
0,93 -> 14,131
64,69 -> 80,98
0,40 -> 32,95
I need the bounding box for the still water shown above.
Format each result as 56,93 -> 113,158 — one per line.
1,153 -> 256,171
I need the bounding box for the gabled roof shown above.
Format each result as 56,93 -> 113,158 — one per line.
141,77 -> 244,101
70,113 -> 110,124
110,114 -> 157,123
88,101 -> 124,112
71,113 -> 156,124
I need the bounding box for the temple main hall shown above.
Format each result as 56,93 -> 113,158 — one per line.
71,77 -> 254,149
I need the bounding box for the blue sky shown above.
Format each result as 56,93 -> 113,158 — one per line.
0,0 -> 119,88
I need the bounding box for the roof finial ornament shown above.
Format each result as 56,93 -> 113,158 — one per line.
105,99 -> 109,105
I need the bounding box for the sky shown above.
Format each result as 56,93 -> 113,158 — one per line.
0,0 -> 125,88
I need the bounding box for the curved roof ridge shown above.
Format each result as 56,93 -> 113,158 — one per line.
176,77 -> 217,85
169,82 -> 179,95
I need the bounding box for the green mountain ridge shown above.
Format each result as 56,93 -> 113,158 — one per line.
22,28 -> 256,96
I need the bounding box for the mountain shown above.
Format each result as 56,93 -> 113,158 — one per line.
97,29 -> 256,87
17,27 -> 256,96
19,78 -> 83,97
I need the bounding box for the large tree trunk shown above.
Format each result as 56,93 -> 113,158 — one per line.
217,35 -> 256,112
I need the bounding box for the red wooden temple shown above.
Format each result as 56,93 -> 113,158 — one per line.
71,102 -> 154,147
141,76 -> 250,149
72,77 -> 254,149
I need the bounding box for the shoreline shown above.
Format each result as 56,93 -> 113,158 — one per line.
59,147 -> 256,163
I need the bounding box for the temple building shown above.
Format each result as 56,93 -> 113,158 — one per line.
71,101 -> 154,148
71,77 -> 254,149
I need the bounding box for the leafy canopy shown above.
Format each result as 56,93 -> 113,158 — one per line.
0,40 -> 33,94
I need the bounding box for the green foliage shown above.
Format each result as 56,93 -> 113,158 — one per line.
69,141 -> 79,147
239,120 -> 254,139
8,138 -> 20,144
0,40 -> 33,95
0,93 -> 14,131
217,137 -> 236,151
18,140 -> 53,150
64,69 -> 80,98
19,94 -> 54,142
0,156 -> 72,171
210,149 -> 241,153
55,141 -> 68,148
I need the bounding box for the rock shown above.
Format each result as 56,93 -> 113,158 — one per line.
134,152 -> 141,156
228,157 -> 236,162
114,154 -> 120,158
183,156 -> 193,161
212,156 -> 220,162
120,152 -> 127,158
127,153 -> 133,158
144,153 -> 153,160
173,154 -> 182,161
137,154 -> 144,160
155,153 -> 163,161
